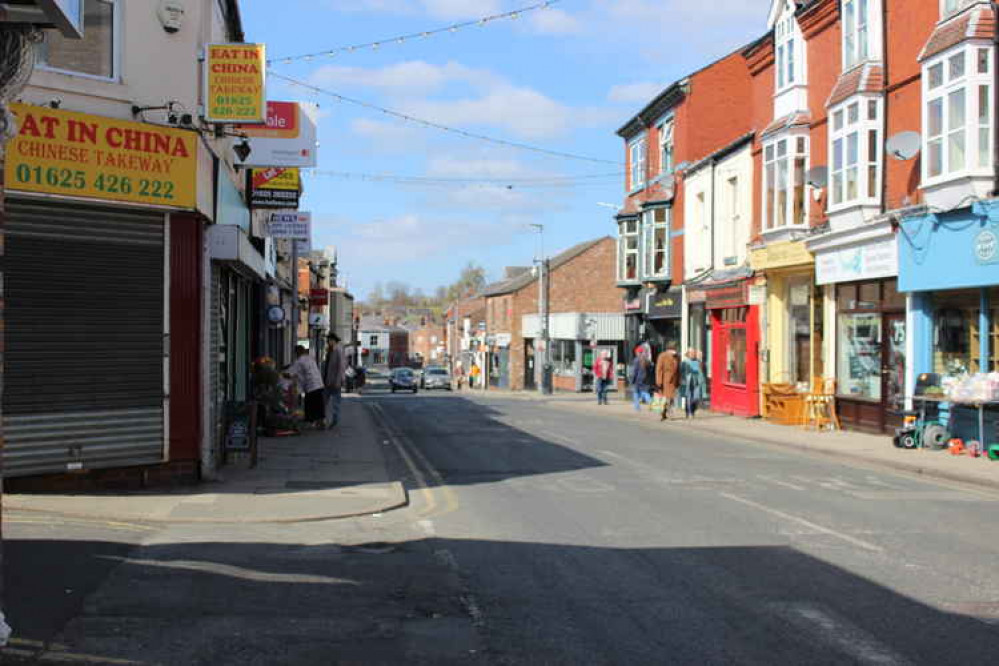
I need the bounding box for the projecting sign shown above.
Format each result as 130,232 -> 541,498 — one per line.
250,167 -> 301,208
974,230 -> 999,265
4,103 -> 197,209
234,102 -> 318,168
0,1 -> 84,38
204,43 -> 267,123
267,211 -> 311,240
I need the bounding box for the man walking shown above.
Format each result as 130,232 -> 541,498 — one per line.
628,348 -> 654,412
323,333 -> 347,429
288,345 -> 325,428
655,348 -> 680,420
593,349 -> 614,405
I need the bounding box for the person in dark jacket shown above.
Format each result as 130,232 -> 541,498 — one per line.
628,348 -> 654,412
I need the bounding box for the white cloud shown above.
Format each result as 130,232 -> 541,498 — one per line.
607,81 -> 664,104
310,61 -> 494,96
528,8 -> 582,35
334,0 -> 501,20
349,118 -> 426,153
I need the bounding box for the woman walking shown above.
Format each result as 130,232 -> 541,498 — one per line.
288,345 -> 326,428
628,348 -> 654,412
593,349 -> 614,405
655,348 -> 680,420
679,348 -> 707,418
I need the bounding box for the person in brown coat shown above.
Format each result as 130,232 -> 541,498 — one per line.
655,348 -> 681,420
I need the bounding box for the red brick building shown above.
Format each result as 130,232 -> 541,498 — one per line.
483,237 -> 625,392
409,324 -> 446,366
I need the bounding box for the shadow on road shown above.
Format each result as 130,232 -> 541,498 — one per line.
4,535 -> 997,665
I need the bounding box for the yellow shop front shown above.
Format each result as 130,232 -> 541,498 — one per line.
750,240 -> 823,425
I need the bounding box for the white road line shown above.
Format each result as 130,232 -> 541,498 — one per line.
757,475 -> 807,491
720,492 -> 883,553
774,603 -> 910,665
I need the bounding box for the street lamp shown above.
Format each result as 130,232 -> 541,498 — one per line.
528,224 -> 552,394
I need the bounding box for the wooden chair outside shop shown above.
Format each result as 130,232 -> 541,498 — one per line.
803,378 -> 840,432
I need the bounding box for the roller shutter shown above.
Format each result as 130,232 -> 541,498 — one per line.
2,199 -> 167,476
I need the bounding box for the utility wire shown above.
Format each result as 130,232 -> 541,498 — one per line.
306,169 -> 623,184
268,1 -> 561,65
270,71 -> 622,166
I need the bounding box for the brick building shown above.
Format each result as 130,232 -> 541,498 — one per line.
409,323 -> 446,366
483,237 -> 625,392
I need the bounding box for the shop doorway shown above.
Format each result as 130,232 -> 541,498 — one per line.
710,306 -> 761,417
524,340 -> 537,390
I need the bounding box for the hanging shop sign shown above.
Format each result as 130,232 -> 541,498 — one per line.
4,103 -> 197,209
204,43 -> 266,123
623,297 -> 643,313
494,333 -> 512,348
234,101 -> 318,168
250,167 -> 301,208
815,238 -> 898,285
267,211 -> 311,240
974,229 -> 999,265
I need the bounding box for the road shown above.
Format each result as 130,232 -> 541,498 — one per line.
4,374 -> 999,665
365,381 -> 999,665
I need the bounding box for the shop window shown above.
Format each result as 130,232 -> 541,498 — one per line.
617,217 -> 640,283
37,0 -> 118,80
838,312 -> 882,401
934,307 -> 975,377
788,280 -> 812,385
727,328 -> 748,385
551,340 -> 578,376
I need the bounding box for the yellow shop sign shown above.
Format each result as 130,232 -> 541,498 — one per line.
5,103 -> 197,209
204,43 -> 266,123
750,240 -> 814,271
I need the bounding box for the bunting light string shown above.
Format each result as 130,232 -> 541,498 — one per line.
303,169 -> 624,189
270,71 -> 622,166
267,1 -> 560,65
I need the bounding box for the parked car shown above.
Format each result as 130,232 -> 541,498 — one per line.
390,367 -> 418,394
422,366 -> 452,391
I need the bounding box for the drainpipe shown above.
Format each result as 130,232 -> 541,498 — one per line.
993,2 -> 999,197
881,0 -> 891,212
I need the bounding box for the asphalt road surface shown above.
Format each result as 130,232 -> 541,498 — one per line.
366,384 -> 999,665
5,377 -> 999,665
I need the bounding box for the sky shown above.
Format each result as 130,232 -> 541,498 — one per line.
240,0 -> 768,301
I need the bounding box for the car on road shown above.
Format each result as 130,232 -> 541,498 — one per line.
390,367 -> 418,394
422,366 -> 452,390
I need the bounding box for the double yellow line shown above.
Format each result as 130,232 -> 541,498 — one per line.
367,401 -> 460,519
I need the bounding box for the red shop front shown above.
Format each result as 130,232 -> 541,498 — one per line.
706,281 -> 760,417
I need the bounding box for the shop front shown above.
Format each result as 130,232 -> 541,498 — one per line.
899,201 -> 999,441
523,313 -> 626,393
750,240 -> 822,424
645,287 -> 682,354
487,333 -> 511,389
810,227 -> 904,434
1,104 -> 202,479
702,278 -> 760,417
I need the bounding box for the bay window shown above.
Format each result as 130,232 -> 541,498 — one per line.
942,0 -> 977,17
629,136 -> 647,191
763,135 -> 808,231
830,96 -> 882,208
842,0 -> 871,69
658,118 -> 674,175
617,217 -> 640,283
923,45 -> 993,183
642,207 -> 669,280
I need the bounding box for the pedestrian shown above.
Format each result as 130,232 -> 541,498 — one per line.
679,348 -> 707,418
628,348 -> 654,412
593,349 -> 614,405
469,362 -> 481,389
655,347 -> 681,421
455,360 -> 465,390
288,346 -> 325,428
323,333 -> 347,429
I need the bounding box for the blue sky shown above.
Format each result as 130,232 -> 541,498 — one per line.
241,0 -> 766,300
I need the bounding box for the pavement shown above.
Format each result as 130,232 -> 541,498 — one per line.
473,387 -> 999,492
3,397 -> 407,524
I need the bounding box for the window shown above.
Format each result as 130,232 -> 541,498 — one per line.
37,0 -> 117,80
658,119 -> 674,175
369,335 -> 379,347
838,312 -> 883,401
641,207 -> 669,280
842,0 -> 871,69
923,45 -> 993,182
551,340 -> 578,376
942,0 -> 978,17
775,2 -> 798,90
788,279 -> 812,385
617,217 -> 640,282
629,136 -> 647,190
763,135 -> 808,230
830,97 -> 881,208
727,176 -> 740,261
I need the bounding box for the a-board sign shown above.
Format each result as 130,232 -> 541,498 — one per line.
223,400 -> 258,457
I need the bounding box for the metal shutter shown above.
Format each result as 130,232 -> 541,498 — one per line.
3,199 -> 166,476
209,264 -> 222,466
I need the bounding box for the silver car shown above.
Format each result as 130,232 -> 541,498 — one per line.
422,367 -> 452,391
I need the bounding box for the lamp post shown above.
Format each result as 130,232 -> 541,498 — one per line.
529,224 -> 552,395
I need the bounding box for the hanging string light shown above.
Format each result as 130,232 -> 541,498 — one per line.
268,71 -> 622,166
270,1 -> 559,66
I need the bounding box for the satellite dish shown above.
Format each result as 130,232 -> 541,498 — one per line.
886,131 -> 921,161
806,166 -> 828,189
